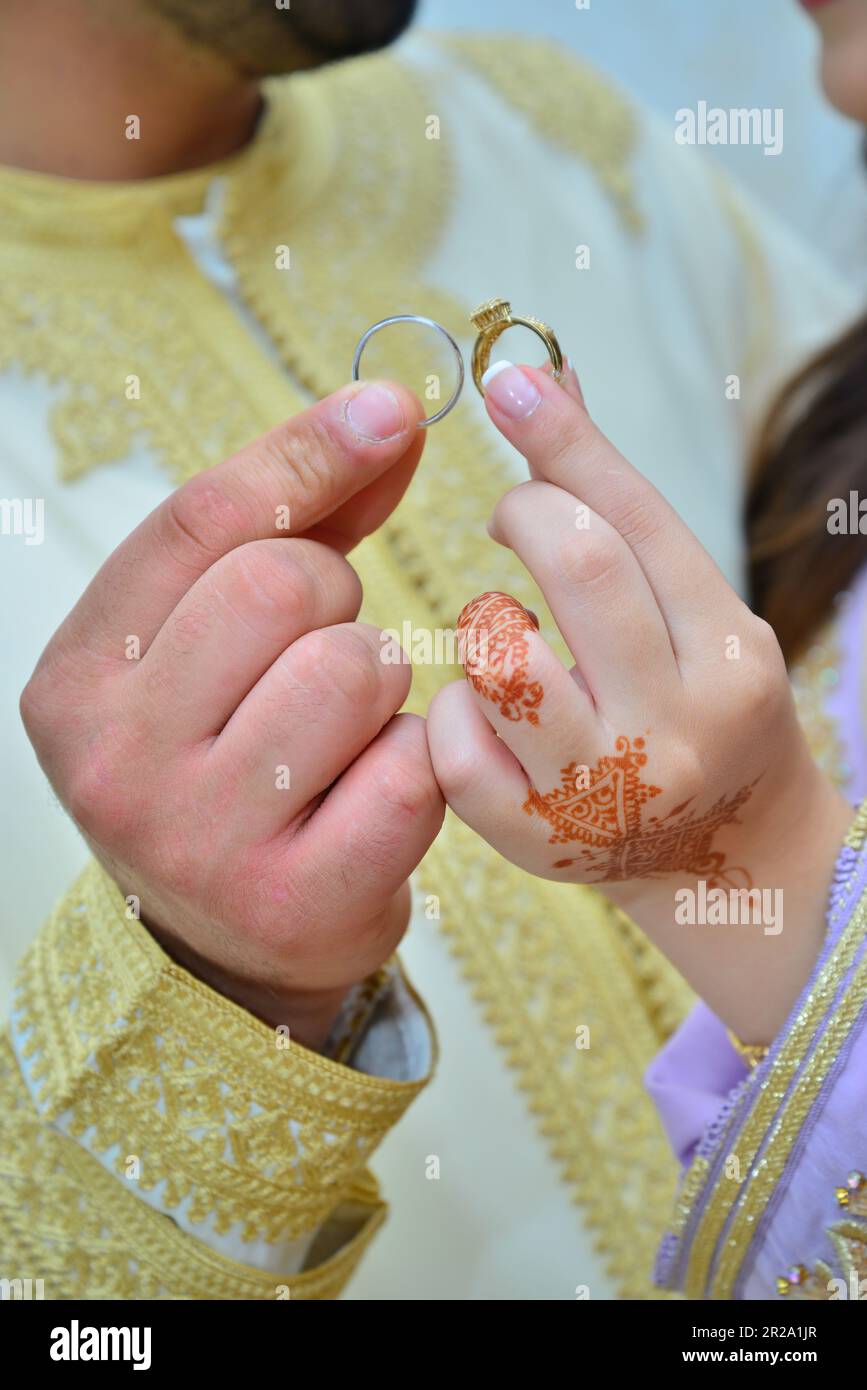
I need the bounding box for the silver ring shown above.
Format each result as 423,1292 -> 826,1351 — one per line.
351,314 -> 465,428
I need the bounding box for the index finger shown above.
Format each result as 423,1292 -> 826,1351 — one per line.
480,360 -> 731,652
50,379 -> 425,670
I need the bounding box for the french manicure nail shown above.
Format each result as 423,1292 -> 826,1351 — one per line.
344,383 -> 405,442
481,360 -> 542,421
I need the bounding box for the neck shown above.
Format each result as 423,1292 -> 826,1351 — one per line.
0,0 -> 263,180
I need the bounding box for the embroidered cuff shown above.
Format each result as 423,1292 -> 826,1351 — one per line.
0,1026 -> 387,1298
9,860 -> 436,1256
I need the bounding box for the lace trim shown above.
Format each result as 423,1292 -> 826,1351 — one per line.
428,31 -> 643,234
0,1033 -> 383,1299
0,77 -> 324,484
10,862 -> 431,1247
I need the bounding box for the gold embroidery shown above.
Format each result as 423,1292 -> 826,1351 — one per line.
10,862 -> 432,1247
0,1033 -> 384,1299
725,1030 -> 769,1071
775,1262 -> 837,1300
778,1171 -> 867,1300
670,1156 -> 711,1239
0,139 -> 301,483
828,1221 -> 867,1297
432,32 -> 644,234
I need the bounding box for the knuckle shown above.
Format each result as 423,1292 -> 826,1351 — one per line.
741,658 -> 786,722
153,601 -> 212,664
350,766 -> 439,875
729,614 -> 787,720
230,541 -> 320,630
19,663 -> 80,762
19,673 -> 49,742
606,487 -> 666,552
665,743 -> 706,806
64,760 -> 130,845
61,716 -> 164,853
259,414 -> 339,508
158,478 -> 251,569
749,615 -> 785,670
429,737 -> 484,803
494,480 -> 548,531
280,538 -> 362,616
547,408 -> 599,469
370,739 -> 443,827
533,414 -> 609,498
290,625 -> 385,709
555,527 -> 623,594
360,896 -> 411,959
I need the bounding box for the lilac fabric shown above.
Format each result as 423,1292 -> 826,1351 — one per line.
645,1003 -> 747,1168
646,570 -> 867,1297
740,1005 -> 867,1299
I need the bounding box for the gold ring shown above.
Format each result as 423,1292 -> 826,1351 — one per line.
469,297 -> 564,395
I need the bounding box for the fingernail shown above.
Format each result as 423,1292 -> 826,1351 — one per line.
344,383 -> 406,442
481,360 -> 542,421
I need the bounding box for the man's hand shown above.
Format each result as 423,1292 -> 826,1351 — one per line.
21,380 -> 445,1050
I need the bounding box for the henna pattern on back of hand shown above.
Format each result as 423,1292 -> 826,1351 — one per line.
523,734 -> 755,887
457,591 -> 544,726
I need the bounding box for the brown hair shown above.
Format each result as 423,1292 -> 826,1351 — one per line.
747,310 -> 867,663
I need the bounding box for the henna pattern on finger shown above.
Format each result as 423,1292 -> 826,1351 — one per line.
457,591 -> 544,726
523,734 -> 755,887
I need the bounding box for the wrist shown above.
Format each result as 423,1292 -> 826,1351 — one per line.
607,763 -> 854,1044
140,917 -> 351,1052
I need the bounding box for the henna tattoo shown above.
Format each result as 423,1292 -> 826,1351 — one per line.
457,591 -> 544,726
523,734 -> 755,887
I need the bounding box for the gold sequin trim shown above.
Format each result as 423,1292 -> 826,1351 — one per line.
778,1171 -> 867,1299
0,1032 -> 384,1300
683,802 -> 867,1298
10,862 -> 432,1247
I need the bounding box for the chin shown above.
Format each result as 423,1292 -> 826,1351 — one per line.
820,41 -> 867,124
806,0 -> 867,123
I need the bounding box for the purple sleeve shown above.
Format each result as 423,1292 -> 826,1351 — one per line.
645,1003 -> 747,1169
648,803 -> 867,1300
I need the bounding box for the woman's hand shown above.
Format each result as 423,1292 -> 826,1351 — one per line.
21,380 -> 444,1051
427,359 -> 852,1043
